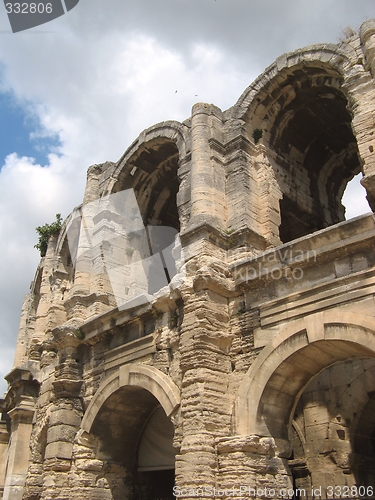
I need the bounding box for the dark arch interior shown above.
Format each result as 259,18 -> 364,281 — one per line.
113,139 -> 180,232
287,358 -> 375,493
92,386 -> 160,464
351,392 -> 375,485
251,65 -> 365,243
91,386 -> 175,500
258,335 -> 375,440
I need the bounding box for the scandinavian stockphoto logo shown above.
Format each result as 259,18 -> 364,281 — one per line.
4,0 -> 79,32
65,189 -> 185,312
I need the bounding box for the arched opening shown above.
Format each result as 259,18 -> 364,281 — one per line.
112,138 -> 180,232
258,336 -> 374,440
290,359 -> 375,494
241,60 -> 370,244
110,138 -> 181,303
91,386 -> 176,500
80,365 -> 180,500
268,68 -> 365,243
235,316 -> 375,497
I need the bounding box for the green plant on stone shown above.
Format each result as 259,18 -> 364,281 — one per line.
75,328 -> 85,340
227,236 -> 237,248
34,213 -> 63,257
153,308 -> 164,319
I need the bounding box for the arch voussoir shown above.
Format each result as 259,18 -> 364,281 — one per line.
81,364 -> 180,434
234,314 -> 375,439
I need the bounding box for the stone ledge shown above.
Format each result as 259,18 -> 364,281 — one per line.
216,435 -> 275,455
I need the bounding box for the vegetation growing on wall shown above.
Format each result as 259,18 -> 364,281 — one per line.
252,128 -> 263,144
34,213 -> 63,257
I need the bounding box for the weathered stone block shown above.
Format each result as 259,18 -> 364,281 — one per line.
45,442 -> 73,461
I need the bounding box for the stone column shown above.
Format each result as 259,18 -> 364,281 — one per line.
350,20 -> 375,209
175,262 -> 234,497
68,165 -> 117,321
32,233 -> 60,344
188,103 -> 226,231
216,436 -> 293,499
3,397 -> 35,500
83,164 -> 103,205
41,329 -> 84,499
0,403 -> 10,498
254,147 -> 282,247
360,20 -> 375,80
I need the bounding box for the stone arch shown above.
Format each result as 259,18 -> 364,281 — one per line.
101,121 -> 190,232
81,363 -> 180,435
234,311 -> 375,440
232,44 -> 355,121
113,120 -> 190,177
78,364 -> 180,500
228,43 -> 371,243
78,364 -> 180,499
55,212 -> 80,265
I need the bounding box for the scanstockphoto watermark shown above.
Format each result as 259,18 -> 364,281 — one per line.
4,0 -> 80,32
173,485 -> 305,498
173,485 -> 375,498
234,247 -> 317,284
65,189 -> 186,312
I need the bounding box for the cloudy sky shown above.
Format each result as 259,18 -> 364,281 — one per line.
0,0 -> 374,394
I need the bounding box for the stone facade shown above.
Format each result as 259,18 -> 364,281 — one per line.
2,20 -> 375,500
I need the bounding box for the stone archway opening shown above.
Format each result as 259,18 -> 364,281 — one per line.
112,138 -> 180,232
289,358 -> 375,495
90,385 -> 176,500
80,365 -> 180,500
242,62 -> 370,244
110,138 -> 181,299
269,69 -> 363,241
255,335 -> 375,441
235,316 -> 375,497
235,319 -> 375,499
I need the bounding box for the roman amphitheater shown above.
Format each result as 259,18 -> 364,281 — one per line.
1,19 -> 375,500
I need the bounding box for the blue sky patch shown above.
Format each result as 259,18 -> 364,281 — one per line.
0,91 -> 61,168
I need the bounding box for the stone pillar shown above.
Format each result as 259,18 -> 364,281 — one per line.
360,20 -> 375,80
350,20 -> 375,210
83,164 -> 103,205
254,147 -> 282,247
67,167 -> 103,312
41,330 -> 84,499
68,431 -> 119,500
68,165 -> 117,321
189,103 -> 226,231
12,294 -> 32,369
216,436 -> 293,499
0,403 -> 10,498
32,233 -> 60,345
3,398 -> 35,500
175,262 -> 234,497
